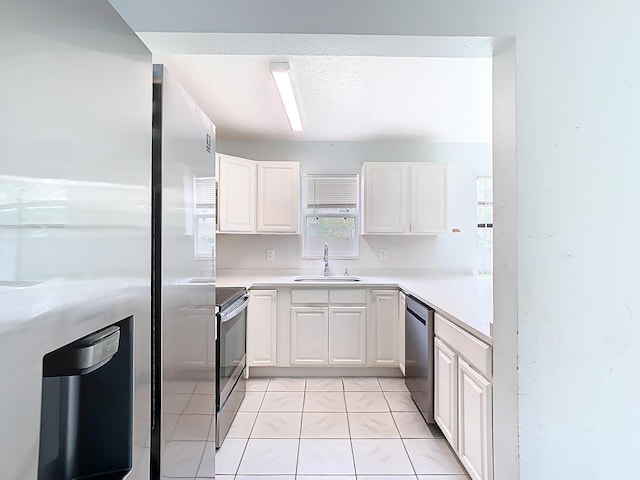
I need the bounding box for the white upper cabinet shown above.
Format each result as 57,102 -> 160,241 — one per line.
361,162 -> 449,234
362,163 -> 408,233
257,162 -> 300,233
409,163 -> 449,233
217,153 -> 256,232
217,154 -> 299,234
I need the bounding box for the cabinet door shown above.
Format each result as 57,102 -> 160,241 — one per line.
290,306 -> 328,365
458,358 -> 493,480
257,162 -> 300,233
371,290 -> 399,366
409,163 -> 449,233
362,163 -> 408,233
217,153 -> 256,232
329,307 -> 366,365
398,291 -> 406,374
247,290 -> 277,366
434,337 -> 458,450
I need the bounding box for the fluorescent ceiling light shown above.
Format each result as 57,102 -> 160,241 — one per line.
270,62 -> 303,131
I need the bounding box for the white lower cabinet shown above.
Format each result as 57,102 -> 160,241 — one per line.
458,358 -> 493,480
290,306 -> 329,365
398,291 -> 406,373
289,289 -> 372,367
284,288 -> 399,369
434,337 -> 458,448
328,307 -> 366,365
247,290 -> 277,366
371,290 -> 399,366
434,314 -> 493,480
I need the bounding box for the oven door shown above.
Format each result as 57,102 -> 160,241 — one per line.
217,293 -> 248,409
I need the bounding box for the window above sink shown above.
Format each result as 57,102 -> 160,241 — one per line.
302,174 -> 359,259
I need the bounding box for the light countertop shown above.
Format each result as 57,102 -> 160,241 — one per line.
216,270 -> 493,344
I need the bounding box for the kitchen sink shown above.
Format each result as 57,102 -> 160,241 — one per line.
293,276 -> 362,282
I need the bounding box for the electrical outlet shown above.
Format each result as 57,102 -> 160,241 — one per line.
379,248 -> 388,260
266,248 -> 275,261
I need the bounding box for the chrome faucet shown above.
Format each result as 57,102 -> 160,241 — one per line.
323,243 -> 330,276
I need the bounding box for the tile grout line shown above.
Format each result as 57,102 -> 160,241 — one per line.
344,376 -> 360,478
229,375 -> 461,479
294,377 -> 306,477
169,382 -> 209,478
379,376 -> 421,478
191,416 -> 212,479
231,375 -> 271,477
382,376 -> 411,477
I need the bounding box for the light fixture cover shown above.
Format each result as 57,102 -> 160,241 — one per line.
270,62 -> 303,131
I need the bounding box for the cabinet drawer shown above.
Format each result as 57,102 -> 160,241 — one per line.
291,289 -> 329,304
435,313 -> 492,378
329,289 -> 366,304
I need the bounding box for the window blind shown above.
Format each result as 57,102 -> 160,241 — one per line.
305,175 -> 358,210
194,176 -> 216,206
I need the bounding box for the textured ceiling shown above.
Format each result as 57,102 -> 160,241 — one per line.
152,52 -> 492,143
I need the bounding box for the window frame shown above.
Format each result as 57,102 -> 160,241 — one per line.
476,175 -> 493,275
193,175 -> 216,260
301,174 -> 360,260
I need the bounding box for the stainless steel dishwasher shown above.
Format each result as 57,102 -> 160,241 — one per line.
404,294 -> 435,423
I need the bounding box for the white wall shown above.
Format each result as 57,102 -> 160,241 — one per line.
108,1 -> 640,478
215,140 -> 491,273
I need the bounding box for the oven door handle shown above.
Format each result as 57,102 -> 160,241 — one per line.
220,295 -> 249,323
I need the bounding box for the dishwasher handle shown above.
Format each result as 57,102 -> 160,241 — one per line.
407,308 -> 426,325
405,295 -> 432,321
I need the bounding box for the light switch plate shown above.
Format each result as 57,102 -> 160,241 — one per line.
379,248 -> 388,260
266,248 -> 275,261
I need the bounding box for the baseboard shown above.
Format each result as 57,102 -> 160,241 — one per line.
246,366 -> 403,378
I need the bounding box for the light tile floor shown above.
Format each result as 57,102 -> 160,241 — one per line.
158,377 -> 470,479
209,376 -> 470,480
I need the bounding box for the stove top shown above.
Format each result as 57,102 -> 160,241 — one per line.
215,286 -> 246,310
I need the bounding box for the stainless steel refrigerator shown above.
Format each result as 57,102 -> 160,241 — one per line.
1,2 -> 153,478
151,65 -> 217,479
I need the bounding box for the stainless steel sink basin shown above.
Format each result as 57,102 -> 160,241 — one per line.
293,276 -> 362,282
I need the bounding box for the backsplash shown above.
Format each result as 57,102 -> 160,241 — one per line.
216,233 -> 474,274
